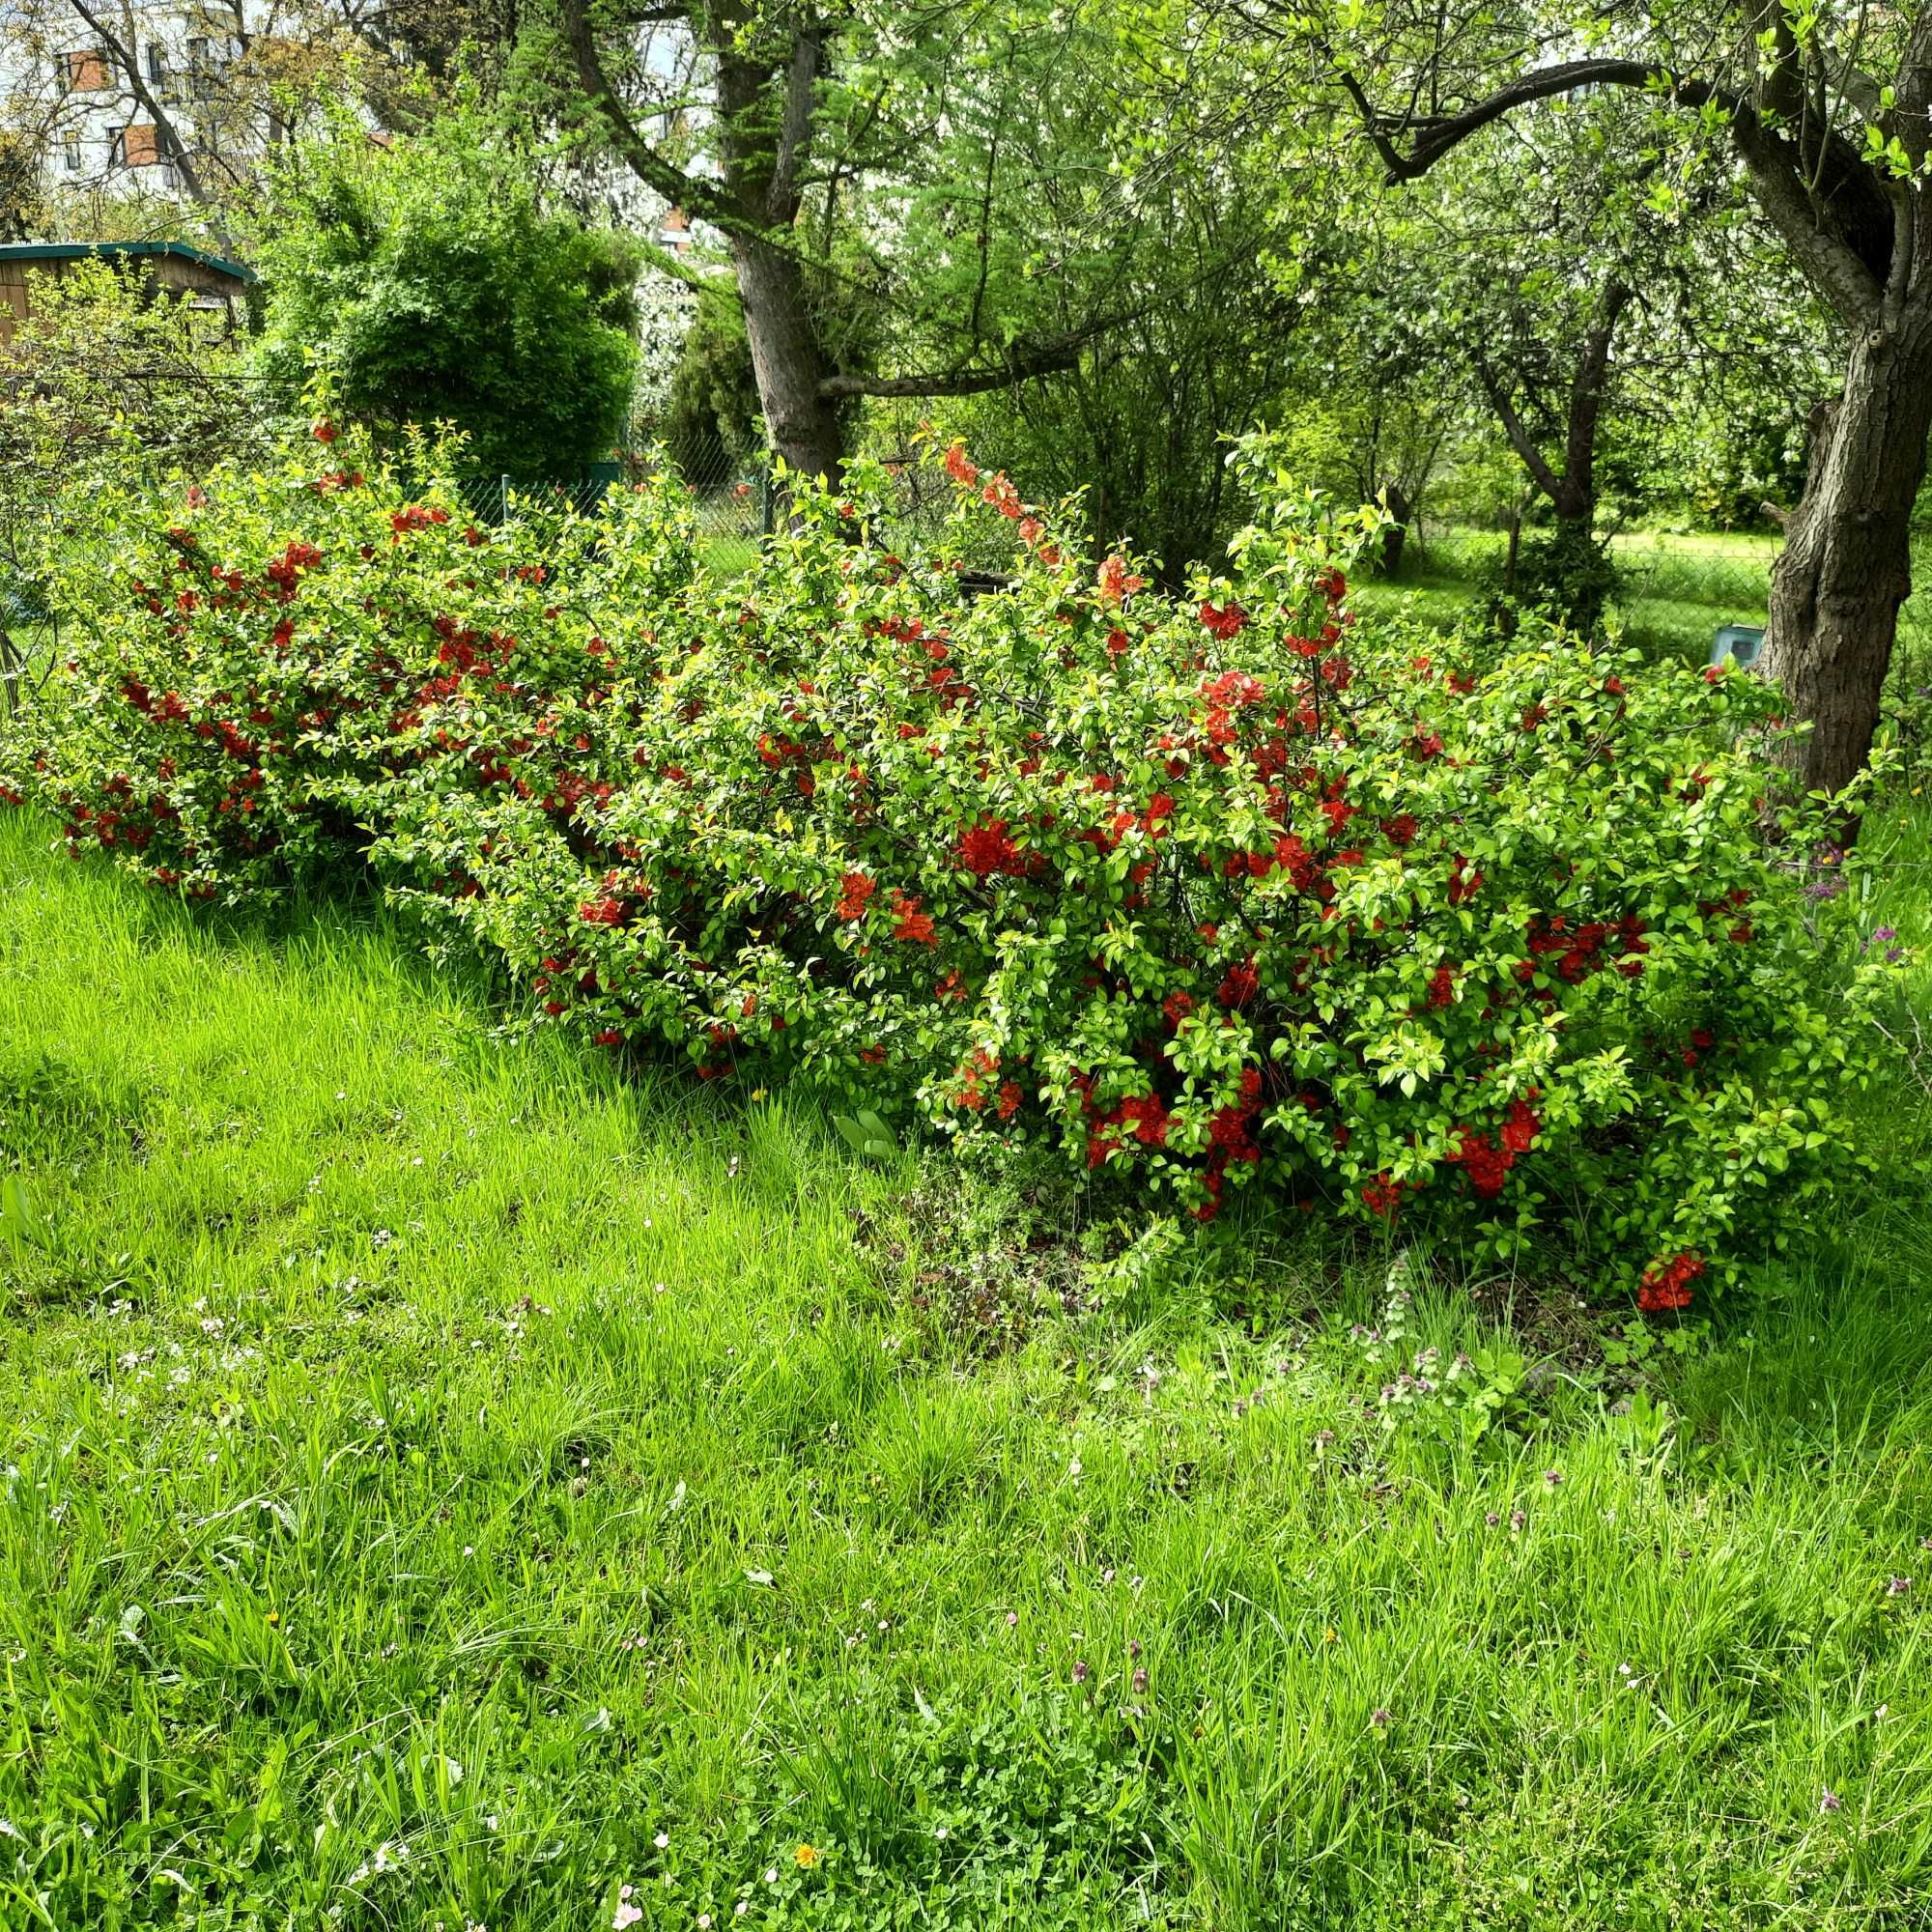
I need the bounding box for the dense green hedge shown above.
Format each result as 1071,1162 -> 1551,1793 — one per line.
6,425 -> 1892,1299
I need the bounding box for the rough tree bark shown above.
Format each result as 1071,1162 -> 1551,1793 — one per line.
1379,482 -> 1410,576
711,17 -> 847,484
1760,315 -> 1932,799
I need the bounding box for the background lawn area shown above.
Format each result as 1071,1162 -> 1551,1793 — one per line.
3,804 -> 1932,1930
1343,526 -> 1880,669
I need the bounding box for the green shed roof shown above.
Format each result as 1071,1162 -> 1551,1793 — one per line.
0,241 -> 255,283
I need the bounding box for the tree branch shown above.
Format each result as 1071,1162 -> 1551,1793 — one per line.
769,21 -> 822,223
1563,278 -> 1632,503
1336,50 -> 1887,325
1338,58 -> 1730,182
818,338 -> 1088,400
1471,355 -> 1561,502
1728,109 -> 1884,322
555,0 -> 739,232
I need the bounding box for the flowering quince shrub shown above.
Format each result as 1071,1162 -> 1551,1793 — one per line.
11,426 -> 696,900
10,424 -> 1896,1301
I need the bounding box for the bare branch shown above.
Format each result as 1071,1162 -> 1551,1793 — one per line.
1471,356 -> 1561,502
555,0 -> 737,232
818,339 -> 1087,400
1336,50 -> 1887,326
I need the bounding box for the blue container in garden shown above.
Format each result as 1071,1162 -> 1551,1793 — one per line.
1711,623 -> 1766,668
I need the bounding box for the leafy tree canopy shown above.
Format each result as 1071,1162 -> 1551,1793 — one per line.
252,106 -> 640,478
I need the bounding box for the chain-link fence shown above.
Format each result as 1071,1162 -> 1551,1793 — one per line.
456,447 -> 772,534
0,498 -> 71,724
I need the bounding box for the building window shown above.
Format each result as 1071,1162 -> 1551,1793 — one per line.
105,125 -> 126,167
124,125 -> 163,168
61,47 -> 111,93
146,43 -> 167,85
63,132 -> 82,172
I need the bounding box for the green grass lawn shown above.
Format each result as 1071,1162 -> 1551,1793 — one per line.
1348,526 -> 1779,668
4,804 -> 1932,1929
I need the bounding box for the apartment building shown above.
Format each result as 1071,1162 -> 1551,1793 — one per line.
1,2 -> 262,202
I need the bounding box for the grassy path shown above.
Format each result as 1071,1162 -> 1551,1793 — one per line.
2,809 -> 1930,1929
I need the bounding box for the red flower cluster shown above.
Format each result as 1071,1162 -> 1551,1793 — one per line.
981,472 -> 1024,520
1197,1067 -> 1264,1218
1362,1173 -> 1407,1219
955,817 -> 1024,876
1443,1099 -> 1541,1199
1085,1090 -> 1172,1168
1217,957 -> 1259,1008
836,871 -> 875,921
1637,1252 -> 1704,1313
1198,602 -> 1248,639
891,890 -> 936,945
266,541 -> 323,598
1522,913 -> 1649,984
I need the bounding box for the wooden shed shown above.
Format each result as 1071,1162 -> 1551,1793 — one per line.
0,241 -> 255,344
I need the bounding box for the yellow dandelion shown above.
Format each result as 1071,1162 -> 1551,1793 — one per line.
794,1842 -> 819,1869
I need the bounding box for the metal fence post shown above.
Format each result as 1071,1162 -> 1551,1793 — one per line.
500,474 -> 512,526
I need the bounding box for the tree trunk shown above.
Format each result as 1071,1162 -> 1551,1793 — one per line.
729,231 -> 845,488
1759,317 -> 1932,805
1379,483 -> 1410,577
708,15 -> 846,494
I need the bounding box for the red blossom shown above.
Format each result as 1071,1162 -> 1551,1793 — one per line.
1444,1127 -> 1512,1199
1217,958 -> 1259,1008
956,817 -> 1023,876
1637,1252 -> 1704,1313
1447,855 -> 1483,906
1362,1174 -> 1406,1219
891,890 -> 937,945
981,472 -> 1025,519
